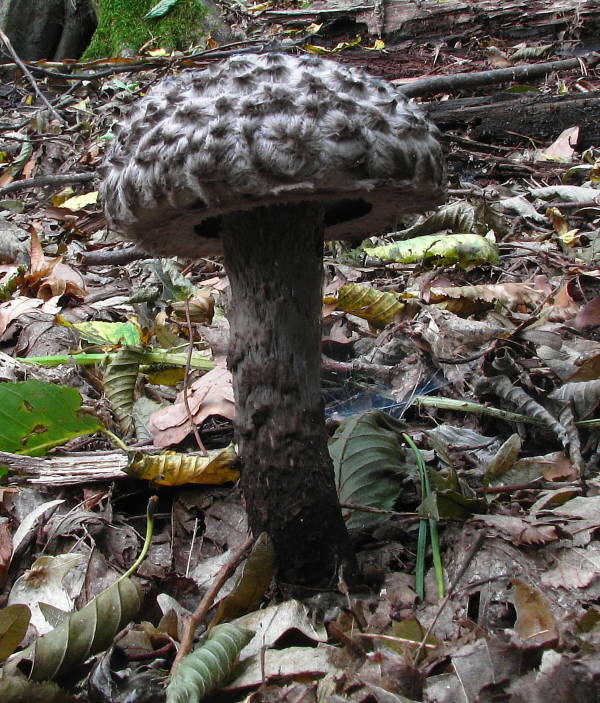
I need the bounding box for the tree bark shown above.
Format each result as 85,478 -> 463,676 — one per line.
426,91 -> 600,149
0,0 -> 96,60
221,203 -> 358,590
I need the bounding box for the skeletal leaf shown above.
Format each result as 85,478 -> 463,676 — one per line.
330,411 -> 412,528
104,346 -> 143,435
363,233 -> 498,268
166,623 -> 253,703
126,444 -> 239,486
210,533 -> 275,627
2,577 -> 141,681
325,283 -> 408,328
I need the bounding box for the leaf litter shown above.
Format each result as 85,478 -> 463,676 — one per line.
0,10 -> 600,703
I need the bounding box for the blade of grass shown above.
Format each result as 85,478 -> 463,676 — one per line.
403,433 -> 445,599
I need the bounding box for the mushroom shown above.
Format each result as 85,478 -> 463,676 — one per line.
101,53 -> 446,589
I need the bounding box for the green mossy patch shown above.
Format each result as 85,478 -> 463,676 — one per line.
84,0 -> 208,60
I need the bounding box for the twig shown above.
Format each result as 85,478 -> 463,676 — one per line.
182,298 -> 208,456
339,502 -> 418,519
0,172 -> 94,197
171,534 -> 255,674
400,53 -> 600,98
0,29 -> 66,124
81,245 -> 152,266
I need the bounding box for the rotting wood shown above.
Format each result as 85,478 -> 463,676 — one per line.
264,0 -> 600,42
1,451 -> 128,485
356,0 -> 600,42
400,54 -> 600,99
426,91 -> 600,148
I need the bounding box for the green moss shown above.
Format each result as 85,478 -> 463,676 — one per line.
83,0 -> 208,60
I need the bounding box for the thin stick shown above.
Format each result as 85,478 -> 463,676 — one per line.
0,29 -> 66,124
170,534 -> 254,674
0,172 -> 94,197
182,298 -> 207,456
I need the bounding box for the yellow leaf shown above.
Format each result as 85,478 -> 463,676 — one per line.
51,188 -> 75,206
365,39 -> 385,50
126,444 -> 239,486
147,48 -> 168,56
305,36 -> 362,54
71,98 -> 92,113
60,191 -> 98,211
329,283 -> 406,328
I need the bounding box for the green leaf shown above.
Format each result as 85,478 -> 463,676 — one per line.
363,233 -> 499,268
330,411 -> 412,528
0,604 -> 31,661
210,533 -> 275,627
144,0 -> 182,18
0,677 -> 76,703
0,381 -> 103,456
2,578 -> 141,681
104,347 -> 144,435
72,321 -> 142,346
145,258 -> 197,301
167,624 -> 253,703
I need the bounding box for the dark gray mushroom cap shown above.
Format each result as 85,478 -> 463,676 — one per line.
101,52 -> 446,257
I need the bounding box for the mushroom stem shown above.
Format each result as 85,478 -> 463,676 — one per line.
221,202 -> 358,589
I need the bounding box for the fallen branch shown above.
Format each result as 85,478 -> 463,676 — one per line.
401,54 -> 600,98
170,535 -> 255,675
0,172 -> 95,196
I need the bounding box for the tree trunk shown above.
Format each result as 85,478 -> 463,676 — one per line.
221,203 -> 358,591
0,0 -> 96,60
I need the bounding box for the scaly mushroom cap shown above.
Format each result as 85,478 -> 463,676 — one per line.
101,52 -> 446,257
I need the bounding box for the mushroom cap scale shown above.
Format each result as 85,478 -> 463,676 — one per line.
101,52 -> 446,257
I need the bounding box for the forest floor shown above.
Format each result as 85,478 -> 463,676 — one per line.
0,2 -> 600,702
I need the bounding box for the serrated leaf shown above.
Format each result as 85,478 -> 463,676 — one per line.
166,623 -> 253,703
210,533 -> 275,627
2,577 -> 141,681
0,604 -> 30,661
144,0 -> 182,18
330,411 -> 411,528
72,320 -> 142,346
0,381 -> 103,456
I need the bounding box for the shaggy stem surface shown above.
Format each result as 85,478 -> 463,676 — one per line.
221,203 -> 357,589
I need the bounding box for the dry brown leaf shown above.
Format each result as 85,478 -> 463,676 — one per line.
148,365 -> 235,448
474,515 -> 560,545
541,547 -> 600,590
512,578 -> 558,646
19,225 -> 86,300
0,296 -> 61,337
428,280 -> 548,312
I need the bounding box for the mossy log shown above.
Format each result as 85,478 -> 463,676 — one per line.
83,0 -> 217,59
